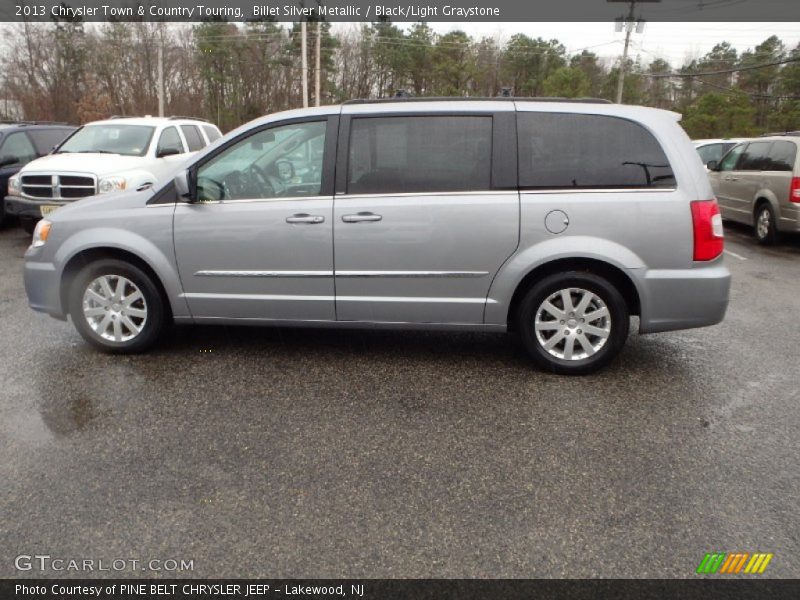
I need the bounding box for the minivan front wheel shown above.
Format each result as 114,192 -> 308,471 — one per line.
517,272 -> 629,375
754,204 -> 778,245
68,259 -> 165,353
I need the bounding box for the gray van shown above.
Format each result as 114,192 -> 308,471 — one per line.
23,99 -> 731,374
707,135 -> 800,244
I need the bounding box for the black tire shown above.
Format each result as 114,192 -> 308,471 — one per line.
754,203 -> 779,246
516,271 -> 629,375
0,198 -> 6,229
68,258 -> 165,354
20,217 -> 37,235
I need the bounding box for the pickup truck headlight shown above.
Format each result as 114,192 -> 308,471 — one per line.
31,219 -> 51,247
98,176 -> 127,194
7,174 -> 21,197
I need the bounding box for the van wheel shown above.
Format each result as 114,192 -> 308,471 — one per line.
754,204 -> 778,245
516,272 -> 629,375
68,259 -> 165,354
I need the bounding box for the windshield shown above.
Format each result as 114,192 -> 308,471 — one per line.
57,124 -> 155,157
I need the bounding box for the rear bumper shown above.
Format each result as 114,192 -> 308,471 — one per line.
23,254 -> 66,320
638,263 -> 731,333
5,196 -> 67,219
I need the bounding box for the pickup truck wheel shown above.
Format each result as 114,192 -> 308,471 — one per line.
754,204 -> 779,245
20,217 -> 37,234
68,259 -> 165,354
516,272 -> 629,375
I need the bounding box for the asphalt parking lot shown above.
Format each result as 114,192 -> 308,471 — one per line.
1,222 -> 798,579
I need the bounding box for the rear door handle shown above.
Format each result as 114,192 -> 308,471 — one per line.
723,176 -> 739,181
342,212 -> 382,223
286,213 -> 324,224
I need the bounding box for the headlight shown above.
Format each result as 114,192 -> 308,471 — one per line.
31,219 -> 51,247
98,176 -> 127,194
7,174 -> 21,196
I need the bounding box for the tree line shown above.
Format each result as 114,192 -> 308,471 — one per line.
2,19 -> 799,139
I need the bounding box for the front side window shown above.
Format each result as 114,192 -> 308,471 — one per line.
347,116 -> 492,195
518,113 -> 675,189
697,142 -> 734,165
718,143 -> 745,171
203,125 -> 222,143
57,125 -> 155,157
766,140 -> 797,172
0,132 -> 37,166
195,120 -> 326,201
738,141 -> 772,171
156,127 -> 185,157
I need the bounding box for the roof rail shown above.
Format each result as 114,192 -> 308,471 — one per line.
167,115 -> 210,123
759,131 -> 800,137
342,96 -> 612,105
0,120 -> 70,126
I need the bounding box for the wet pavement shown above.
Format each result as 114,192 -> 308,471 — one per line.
0,222 -> 798,578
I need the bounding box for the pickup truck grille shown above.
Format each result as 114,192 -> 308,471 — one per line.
21,174 -> 97,200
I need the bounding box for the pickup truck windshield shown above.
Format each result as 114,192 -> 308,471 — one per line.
57,125 -> 155,157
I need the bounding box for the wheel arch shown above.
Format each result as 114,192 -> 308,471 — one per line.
505,257 -> 641,331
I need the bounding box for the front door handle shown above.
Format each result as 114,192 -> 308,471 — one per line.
723,176 -> 739,181
286,213 -> 324,224
342,212 -> 382,223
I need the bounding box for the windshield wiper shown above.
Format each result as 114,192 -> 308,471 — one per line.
57,149 -> 118,154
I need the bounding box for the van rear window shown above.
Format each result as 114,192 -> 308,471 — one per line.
518,113 -> 675,189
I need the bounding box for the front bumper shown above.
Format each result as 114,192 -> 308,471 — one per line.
5,196 -> 68,219
23,252 -> 66,320
638,263 -> 731,334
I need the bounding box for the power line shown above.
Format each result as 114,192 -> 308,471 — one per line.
643,56 -> 800,77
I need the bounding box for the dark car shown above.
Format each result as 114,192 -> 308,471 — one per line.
0,122 -> 76,230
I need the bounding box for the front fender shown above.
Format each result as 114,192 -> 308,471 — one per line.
51,226 -> 190,319
484,235 -> 646,325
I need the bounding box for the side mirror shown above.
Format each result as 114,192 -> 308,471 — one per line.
0,155 -> 18,168
157,147 -> 181,158
174,169 -> 192,201
706,160 -> 718,171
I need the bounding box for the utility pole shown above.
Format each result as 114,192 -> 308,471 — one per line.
609,0 -> 659,104
315,20 -> 321,107
157,39 -> 165,117
301,20 -> 309,108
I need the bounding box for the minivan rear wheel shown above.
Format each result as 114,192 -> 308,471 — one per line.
516,272 -> 629,375
68,259 -> 165,353
754,204 -> 778,245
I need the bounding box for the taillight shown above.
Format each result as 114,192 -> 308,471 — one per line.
790,177 -> 800,203
691,199 -> 724,261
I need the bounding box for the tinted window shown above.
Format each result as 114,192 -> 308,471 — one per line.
156,127 -> 185,156
203,125 -> 222,143
196,120 -> 326,201
518,113 -> 675,189
347,116 -> 492,194
27,128 -> 75,155
738,141 -> 772,171
180,125 -> 205,152
766,141 -> 797,172
0,132 -> 37,166
718,143 -> 745,171
697,142 -> 735,165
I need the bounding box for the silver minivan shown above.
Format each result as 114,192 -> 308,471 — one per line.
707,135 -> 800,244
23,99 -> 731,374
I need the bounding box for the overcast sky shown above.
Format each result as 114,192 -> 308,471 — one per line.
343,22 -> 800,67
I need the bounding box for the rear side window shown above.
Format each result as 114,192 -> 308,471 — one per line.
518,113 -> 675,189
766,141 -> 797,172
347,116 -> 492,194
203,125 -> 222,143
27,128 -> 74,155
180,125 -> 205,151
738,141 -> 772,171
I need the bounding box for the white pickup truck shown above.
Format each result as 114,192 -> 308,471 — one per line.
5,116 -> 222,232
